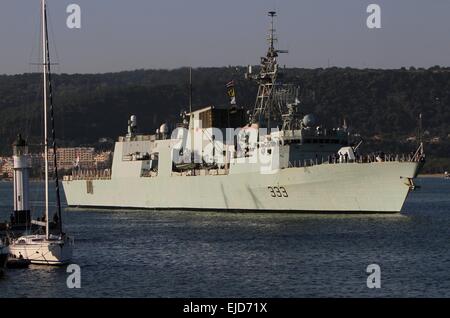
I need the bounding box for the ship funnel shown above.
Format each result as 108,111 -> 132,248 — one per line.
302,114 -> 317,127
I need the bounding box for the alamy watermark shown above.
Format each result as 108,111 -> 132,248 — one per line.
66,264 -> 81,288
366,264 -> 381,289
366,4 -> 381,29
167,121 -> 281,174
64,4 -> 381,30
66,4 -> 81,29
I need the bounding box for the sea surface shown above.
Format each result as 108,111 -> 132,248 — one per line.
0,178 -> 449,298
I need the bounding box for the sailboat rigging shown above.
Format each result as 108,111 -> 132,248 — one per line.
8,0 -> 73,266
43,1 -> 63,236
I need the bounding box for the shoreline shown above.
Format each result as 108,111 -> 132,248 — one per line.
0,173 -> 447,182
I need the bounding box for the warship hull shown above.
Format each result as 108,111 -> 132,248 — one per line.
63,161 -> 420,213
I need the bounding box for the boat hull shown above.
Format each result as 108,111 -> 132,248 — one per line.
63,161 -> 420,213
9,237 -> 73,266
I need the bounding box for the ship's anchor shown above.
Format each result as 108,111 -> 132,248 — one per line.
405,178 -> 420,191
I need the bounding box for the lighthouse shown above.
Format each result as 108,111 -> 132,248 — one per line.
12,134 -> 31,226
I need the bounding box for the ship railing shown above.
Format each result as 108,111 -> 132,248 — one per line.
410,143 -> 425,162
64,169 -> 112,181
141,170 -> 158,178
287,152 -> 423,168
171,168 -> 229,177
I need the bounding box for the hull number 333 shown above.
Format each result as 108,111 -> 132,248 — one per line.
268,186 -> 288,198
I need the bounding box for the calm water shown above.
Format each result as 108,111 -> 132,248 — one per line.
0,178 -> 449,298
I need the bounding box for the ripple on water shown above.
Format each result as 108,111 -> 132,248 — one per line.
1,178 -> 450,297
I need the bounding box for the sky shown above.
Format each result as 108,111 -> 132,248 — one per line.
0,0 -> 449,74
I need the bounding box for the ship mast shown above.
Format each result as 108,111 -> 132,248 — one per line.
42,0 -> 63,238
248,11 -> 288,129
189,67 -> 195,163
42,0 -> 50,239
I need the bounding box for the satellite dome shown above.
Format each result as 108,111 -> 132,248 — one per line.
159,123 -> 169,134
302,114 -> 317,127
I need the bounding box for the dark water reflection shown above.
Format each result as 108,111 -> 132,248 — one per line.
0,178 -> 449,297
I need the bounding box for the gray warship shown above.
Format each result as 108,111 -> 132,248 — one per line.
62,12 -> 424,213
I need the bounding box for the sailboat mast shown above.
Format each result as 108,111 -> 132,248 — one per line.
42,0 -> 64,235
189,67 -> 195,163
42,0 -> 50,240
189,67 -> 192,114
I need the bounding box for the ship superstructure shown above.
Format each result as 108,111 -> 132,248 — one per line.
62,12 -> 424,213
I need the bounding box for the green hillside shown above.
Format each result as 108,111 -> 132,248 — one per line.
0,66 -> 449,173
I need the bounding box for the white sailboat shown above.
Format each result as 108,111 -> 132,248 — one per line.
9,0 -> 73,266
